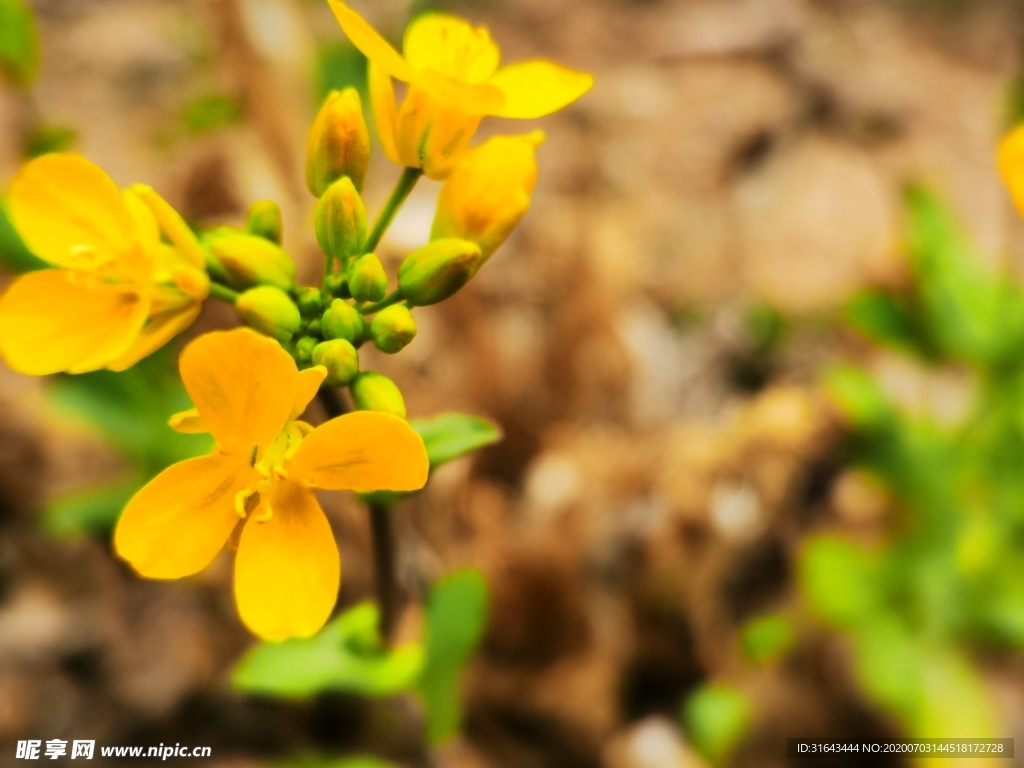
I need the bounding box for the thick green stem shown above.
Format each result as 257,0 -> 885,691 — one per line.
364,167 -> 423,254
358,290 -> 403,316
208,282 -> 240,303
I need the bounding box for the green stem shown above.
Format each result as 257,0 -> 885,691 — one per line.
358,290 -> 403,315
364,167 -> 423,254
208,282 -> 240,303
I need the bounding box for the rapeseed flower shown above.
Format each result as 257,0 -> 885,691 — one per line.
0,154 -> 209,375
431,131 -> 543,265
114,328 -> 429,640
328,1 -> 592,178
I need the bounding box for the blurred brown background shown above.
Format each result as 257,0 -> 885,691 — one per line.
3,0 -> 1024,766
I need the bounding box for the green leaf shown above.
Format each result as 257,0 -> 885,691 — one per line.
232,603 -> 423,698
0,198 -> 46,273
800,536 -> 883,628
182,94 -> 244,136
411,413 -> 502,469
44,480 -> 137,538
315,40 -> 368,104
681,683 -> 752,763
418,569 -> 489,745
275,756 -> 396,768
824,365 -> 894,433
25,124 -> 77,158
740,613 -> 794,665
0,0 -> 39,87
844,290 -> 922,356
850,615 -> 922,717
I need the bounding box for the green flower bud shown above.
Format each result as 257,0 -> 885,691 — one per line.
296,286 -> 324,318
324,272 -> 350,299
321,298 -> 365,344
236,286 -> 302,342
315,177 -> 367,268
348,253 -> 388,303
246,199 -> 283,244
370,304 -> 417,354
209,233 -> 297,291
307,88 -> 370,197
307,318 -> 322,338
350,371 -> 406,418
312,339 -> 360,386
295,335 -> 319,365
397,238 -> 481,307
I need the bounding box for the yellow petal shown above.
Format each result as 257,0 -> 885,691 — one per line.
417,68 -> 504,115
9,154 -> 142,268
291,366 -> 327,419
179,328 -> 299,451
369,61 -> 401,165
234,480 -> 340,640
122,188 -> 161,252
0,269 -> 148,375
998,126 -> 1024,215
129,185 -> 207,270
114,452 -> 254,579
169,407 -> 207,434
487,60 -> 594,119
327,0 -> 415,82
291,410 -> 428,492
105,303 -> 203,372
393,81 -> 483,179
403,14 -> 500,83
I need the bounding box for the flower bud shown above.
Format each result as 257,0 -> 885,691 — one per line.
324,272 -> 350,299
315,177 -> 367,268
397,238 -> 481,307
321,298 -> 365,344
370,304 -> 417,354
307,318 -> 322,338
295,335 -> 319,365
296,287 -> 324,318
312,339 -> 360,386
209,233 -> 297,291
348,253 -> 388,303
236,286 -> 302,342
350,371 -> 406,418
307,88 -> 371,197
247,199 -> 283,244
432,132 -> 543,265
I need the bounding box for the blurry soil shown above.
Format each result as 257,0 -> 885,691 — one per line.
2,0 -> 1024,767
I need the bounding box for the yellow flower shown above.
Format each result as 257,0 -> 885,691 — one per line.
328,1 -> 593,179
432,131 -> 543,264
114,328 -> 429,641
0,154 -> 210,375
999,125 -> 1024,215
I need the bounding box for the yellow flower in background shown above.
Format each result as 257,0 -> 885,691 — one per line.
114,328 -> 429,641
432,131 -> 543,265
328,1 -> 593,179
0,154 -> 209,375
998,126 -> 1024,215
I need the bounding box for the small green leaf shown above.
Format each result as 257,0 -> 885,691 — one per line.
411,413 -> 502,469
233,603 -> 423,698
0,198 -> 46,273
844,290 -> 921,355
418,569 -> 489,745
682,683 -> 752,763
800,536 -> 884,628
740,613 -> 794,665
25,125 -> 77,158
0,0 -> 39,87
824,365 -> 894,433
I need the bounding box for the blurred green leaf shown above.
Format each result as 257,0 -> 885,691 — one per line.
182,94 -> 243,136
0,198 -> 46,273
824,365 -> 894,433
43,480 -> 136,538
740,613 -> 795,665
275,756 -> 397,768
850,616 -> 922,717
681,683 -> 752,764
315,41 -> 367,104
844,290 -> 923,356
25,124 -> 77,158
412,413 -> 502,469
0,0 -> 39,87
233,603 -> 424,698
800,536 -> 883,628
418,568 -> 488,745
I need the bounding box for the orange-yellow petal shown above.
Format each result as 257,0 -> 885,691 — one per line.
106,303 -> 202,373
0,269 -> 148,375
998,126 -> 1024,215
291,366 -> 327,419
179,328 -> 299,451
327,0 -> 415,83
8,154 -> 140,268
403,14 -> 500,83
234,479 -> 340,640
487,60 -> 593,119
114,452 -> 255,579
417,68 -> 504,115
290,410 -> 428,492
169,407 -> 206,434
369,60 -> 401,165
